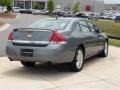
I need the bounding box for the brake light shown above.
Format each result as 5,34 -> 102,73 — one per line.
8,32 -> 13,42
50,32 -> 67,44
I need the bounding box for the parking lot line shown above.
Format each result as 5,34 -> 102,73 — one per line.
0,24 -> 10,31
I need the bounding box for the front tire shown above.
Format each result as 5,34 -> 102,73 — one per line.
99,41 -> 108,57
21,61 -> 36,67
70,48 -> 84,72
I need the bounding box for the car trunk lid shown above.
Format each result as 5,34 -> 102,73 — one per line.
12,28 -> 54,47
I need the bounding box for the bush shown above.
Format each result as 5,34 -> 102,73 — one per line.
7,5 -> 12,12
0,0 -> 6,6
72,2 -> 80,14
47,0 -> 54,15
33,3 -> 40,10
0,0 -> 13,12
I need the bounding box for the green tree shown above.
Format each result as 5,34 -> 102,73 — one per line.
47,0 -> 54,15
33,3 -> 40,10
72,2 -> 80,14
0,0 -> 13,12
0,0 -> 6,6
6,0 -> 13,11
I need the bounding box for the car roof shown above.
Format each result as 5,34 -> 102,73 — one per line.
47,18 -> 88,22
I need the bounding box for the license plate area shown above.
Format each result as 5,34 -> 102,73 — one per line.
21,49 -> 33,57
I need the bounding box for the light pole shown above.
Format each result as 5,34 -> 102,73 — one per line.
92,0 -> 95,12
30,0 -> 32,10
13,0 -> 14,7
24,0 -> 25,9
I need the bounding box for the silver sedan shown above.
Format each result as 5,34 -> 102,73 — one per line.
6,18 -> 108,72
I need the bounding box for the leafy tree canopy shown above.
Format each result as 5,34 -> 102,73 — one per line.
72,2 -> 80,14
47,0 -> 54,13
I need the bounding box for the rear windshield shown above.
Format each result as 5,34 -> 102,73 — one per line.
29,19 -> 70,30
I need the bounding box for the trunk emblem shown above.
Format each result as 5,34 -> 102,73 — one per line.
27,34 -> 32,38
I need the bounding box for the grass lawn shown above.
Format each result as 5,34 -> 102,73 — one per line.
0,13 -> 17,19
109,39 -> 120,47
92,20 -> 120,47
92,20 -> 120,36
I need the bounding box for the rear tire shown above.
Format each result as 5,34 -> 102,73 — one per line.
70,48 -> 84,72
21,61 -> 36,67
99,41 -> 108,57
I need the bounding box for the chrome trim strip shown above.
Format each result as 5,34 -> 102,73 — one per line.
13,40 -> 49,44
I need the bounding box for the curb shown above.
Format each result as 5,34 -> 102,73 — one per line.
108,35 -> 120,40
0,14 -> 19,20
0,24 -> 10,31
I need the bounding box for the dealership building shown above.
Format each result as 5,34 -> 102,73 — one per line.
13,0 -> 104,12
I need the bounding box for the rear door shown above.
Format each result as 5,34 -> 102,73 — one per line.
78,20 -> 98,56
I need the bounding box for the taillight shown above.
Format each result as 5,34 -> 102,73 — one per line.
50,32 -> 67,44
8,32 -> 13,42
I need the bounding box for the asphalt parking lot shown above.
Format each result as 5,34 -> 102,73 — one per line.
0,46 -> 120,90
0,14 -> 120,90
0,14 -> 48,56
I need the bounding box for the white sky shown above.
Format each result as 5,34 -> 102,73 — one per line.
104,0 -> 120,4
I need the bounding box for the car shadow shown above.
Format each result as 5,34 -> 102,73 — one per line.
2,56 -> 105,81
84,55 -> 105,67
2,62 -> 76,81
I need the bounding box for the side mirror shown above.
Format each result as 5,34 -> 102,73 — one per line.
96,28 -> 103,33
93,25 -> 103,33
99,29 -> 103,32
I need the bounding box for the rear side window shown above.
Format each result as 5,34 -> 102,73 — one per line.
79,20 -> 91,33
79,21 -> 88,26
87,22 -> 94,28
90,27 -> 96,32
88,21 -> 99,32
72,22 -> 81,32
80,25 -> 91,33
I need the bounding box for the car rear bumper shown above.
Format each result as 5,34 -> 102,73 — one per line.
6,43 -> 74,63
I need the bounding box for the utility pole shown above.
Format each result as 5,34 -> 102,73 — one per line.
92,0 -> 95,12
30,0 -> 32,10
24,0 -> 25,9
13,0 -> 14,7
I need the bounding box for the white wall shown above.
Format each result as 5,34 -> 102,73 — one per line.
55,0 -> 104,12
14,0 -> 104,12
